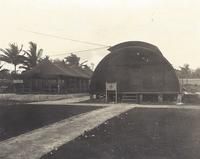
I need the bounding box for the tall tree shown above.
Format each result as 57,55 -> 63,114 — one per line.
0,43 -> 24,73
192,68 -> 200,78
179,64 -> 192,78
65,53 -> 80,66
21,41 -> 43,70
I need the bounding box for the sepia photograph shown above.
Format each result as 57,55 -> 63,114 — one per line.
0,0 -> 200,158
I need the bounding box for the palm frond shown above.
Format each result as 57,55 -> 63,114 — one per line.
0,43 -> 24,72
0,68 -> 9,73
19,65 -> 30,70
0,55 -> 12,63
37,49 -> 43,59
21,41 -> 44,70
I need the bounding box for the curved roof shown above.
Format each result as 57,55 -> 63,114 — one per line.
108,41 -> 160,52
90,41 -> 180,94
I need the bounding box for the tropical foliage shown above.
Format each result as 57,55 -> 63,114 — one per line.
177,64 -> 200,78
0,43 -> 24,73
0,64 -> 10,79
0,42 -> 94,75
21,41 -> 43,70
65,53 -> 80,66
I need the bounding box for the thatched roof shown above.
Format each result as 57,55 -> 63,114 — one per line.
21,59 -> 93,79
90,41 -> 180,94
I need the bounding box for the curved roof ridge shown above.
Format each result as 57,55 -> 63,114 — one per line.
108,41 -> 159,52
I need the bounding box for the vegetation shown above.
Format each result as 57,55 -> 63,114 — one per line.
0,42 -> 91,93
176,64 -> 200,78
52,58 -> 65,65
0,64 -> 10,79
20,41 -> 43,70
0,43 -> 24,73
0,64 -> 9,73
176,64 -> 200,93
0,42 -> 93,75
65,53 -> 80,66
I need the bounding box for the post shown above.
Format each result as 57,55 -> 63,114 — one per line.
105,83 -> 108,103
115,83 -> 117,103
30,79 -> 32,93
139,94 -> 143,103
177,93 -> 183,104
158,94 -> 163,103
57,78 -> 60,94
22,84 -> 24,93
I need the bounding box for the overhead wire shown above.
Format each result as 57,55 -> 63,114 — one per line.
50,46 -> 109,57
20,29 -> 110,47
19,28 -> 111,58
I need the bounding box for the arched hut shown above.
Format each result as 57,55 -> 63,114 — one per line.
90,41 -> 180,102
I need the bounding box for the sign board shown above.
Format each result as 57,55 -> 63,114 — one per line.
105,82 -> 117,103
106,82 -> 117,91
13,80 -> 23,84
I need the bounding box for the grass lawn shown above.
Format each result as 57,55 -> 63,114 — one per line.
42,107 -> 200,159
0,104 -> 102,141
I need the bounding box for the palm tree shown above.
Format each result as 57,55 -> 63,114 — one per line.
21,41 -> 43,70
0,64 -> 9,79
65,53 -> 80,66
0,43 -> 24,73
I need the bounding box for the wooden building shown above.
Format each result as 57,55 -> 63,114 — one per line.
90,41 -> 180,102
19,59 -> 93,93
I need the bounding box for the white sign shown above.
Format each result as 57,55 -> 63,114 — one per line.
106,82 -> 117,91
13,80 -> 23,84
105,82 -> 118,103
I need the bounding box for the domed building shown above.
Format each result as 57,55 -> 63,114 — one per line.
90,41 -> 180,102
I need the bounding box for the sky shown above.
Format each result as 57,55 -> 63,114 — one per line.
0,0 -> 200,70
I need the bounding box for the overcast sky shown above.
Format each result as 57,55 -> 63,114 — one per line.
0,0 -> 200,70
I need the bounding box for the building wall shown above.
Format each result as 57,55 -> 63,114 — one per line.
21,77 -> 89,94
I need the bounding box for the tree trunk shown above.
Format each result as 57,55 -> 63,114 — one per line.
14,65 -> 17,74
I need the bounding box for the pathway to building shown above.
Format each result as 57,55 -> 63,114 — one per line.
0,99 -> 200,159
